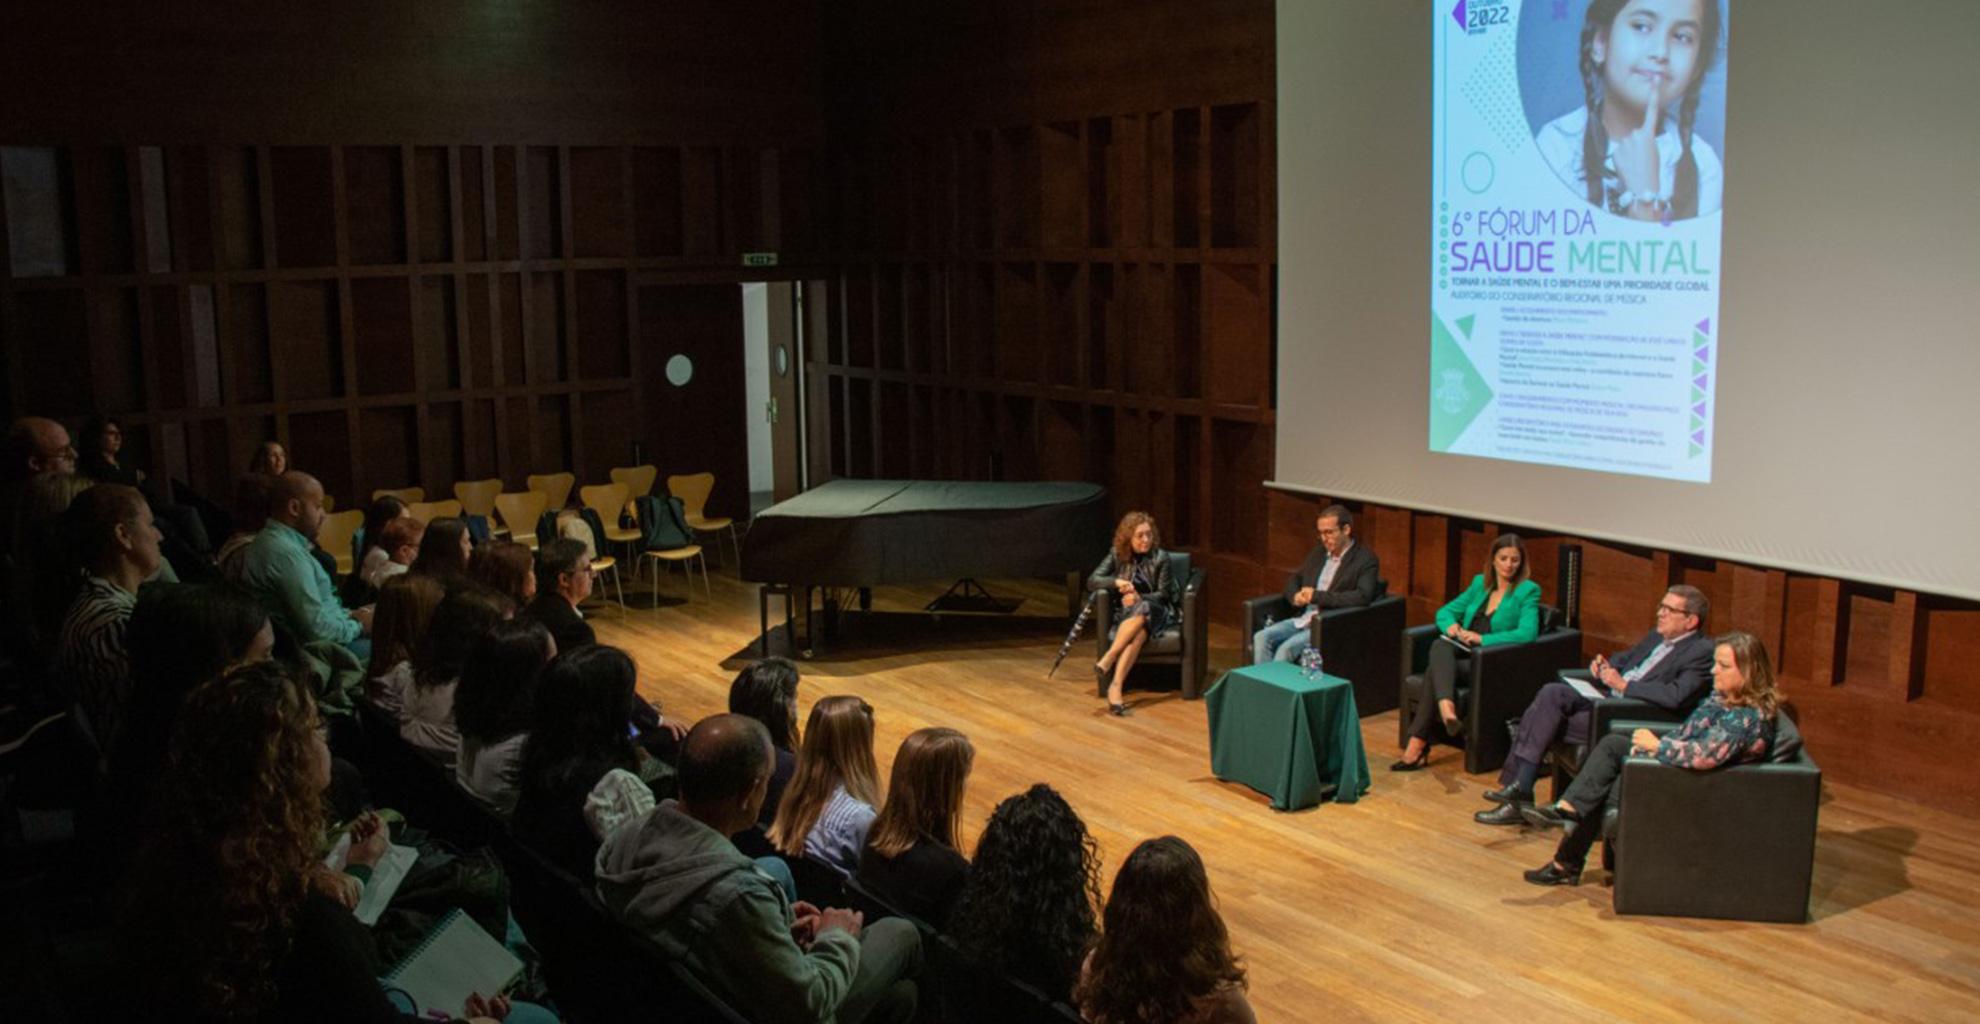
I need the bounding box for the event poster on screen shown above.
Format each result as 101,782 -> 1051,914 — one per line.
1431,0 -> 1729,482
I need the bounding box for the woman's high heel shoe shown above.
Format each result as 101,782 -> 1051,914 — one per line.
1388,753 -> 1430,772
1108,702 -> 1130,717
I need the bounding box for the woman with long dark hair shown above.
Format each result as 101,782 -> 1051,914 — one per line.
1393,532 -> 1542,770
944,783 -> 1102,1004
727,656 -> 802,826
855,727 -> 975,927
410,515 -> 473,587
399,584 -> 511,765
469,539 -> 537,607
355,494 -> 410,585
766,694 -> 881,880
512,644 -> 650,878
453,618 -> 555,816
1076,836 -> 1253,1024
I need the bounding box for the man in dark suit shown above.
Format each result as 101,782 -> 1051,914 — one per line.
523,537 -> 597,653
1250,503 -> 1385,664
1475,584 -> 1713,824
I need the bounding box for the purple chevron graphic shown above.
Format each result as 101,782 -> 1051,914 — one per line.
1693,402 -> 1707,418
1453,0 -> 1467,29
1692,430 -> 1706,445
1696,318 -> 1711,335
1694,374 -> 1709,390
1695,345 -> 1711,362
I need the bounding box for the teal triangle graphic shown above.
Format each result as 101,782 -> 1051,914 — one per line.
1456,315 -> 1476,339
1692,358 -> 1706,376
1693,331 -> 1709,347
1430,314 -> 1495,452
1691,385 -> 1706,403
1690,442 -> 1703,458
1691,414 -> 1704,431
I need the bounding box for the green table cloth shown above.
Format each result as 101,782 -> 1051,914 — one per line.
1205,662 -> 1370,810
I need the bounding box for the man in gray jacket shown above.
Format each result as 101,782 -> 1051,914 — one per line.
596,713 -> 921,1023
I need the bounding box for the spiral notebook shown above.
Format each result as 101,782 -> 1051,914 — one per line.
381,908 -> 522,1016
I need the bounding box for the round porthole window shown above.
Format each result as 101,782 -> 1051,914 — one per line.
775,344 -> 790,377
665,354 -> 694,387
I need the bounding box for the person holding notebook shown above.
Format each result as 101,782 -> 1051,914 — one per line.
120,659 -> 550,1023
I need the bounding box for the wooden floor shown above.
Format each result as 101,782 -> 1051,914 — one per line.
592,565 -> 1980,1024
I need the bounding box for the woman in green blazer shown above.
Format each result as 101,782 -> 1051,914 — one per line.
1392,533 -> 1542,770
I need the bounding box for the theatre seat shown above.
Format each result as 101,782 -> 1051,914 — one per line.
1241,591 -> 1406,715
1601,713 -> 1820,923
1396,604 -> 1583,773
1091,551 -> 1209,699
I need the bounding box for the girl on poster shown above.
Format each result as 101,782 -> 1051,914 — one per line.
1535,0 -> 1724,221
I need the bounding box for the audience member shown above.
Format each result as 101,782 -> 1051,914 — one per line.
1521,631 -> 1785,886
75,416 -> 144,489
512,645 -> 651,878
728,656 -> 803,831
596,714 -> 922,1024
215,473 -> 275,575
247,439 -> 288,477
1476,584 -> 1713,825
768,695 -> 882,880
855,727 -> 974,928
454,618 -> 555,816
396,584 -> 510,766
1250,503 -> 1384,665
355,494 -> 410,584
10,470 -> 98,657
362,572 -> 445,718
411,515 -> 473,586
944,783 -> 1101,1004
361,514 -> 423,589
1075,836 -> 1254,1024
121,660 -> 527,1023
234,471 -> 372,655
469,539 -> 537,607
522,537 -> 596,653
51,483 -> 162,752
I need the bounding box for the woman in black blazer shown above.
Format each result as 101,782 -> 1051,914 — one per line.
1087,511 -> 1180,716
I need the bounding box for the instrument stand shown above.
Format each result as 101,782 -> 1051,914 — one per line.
925,577 -> 1022,614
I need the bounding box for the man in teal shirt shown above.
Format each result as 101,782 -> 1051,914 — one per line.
236,472 -> 372,656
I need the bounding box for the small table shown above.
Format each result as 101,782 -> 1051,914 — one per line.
1205,662 -> 1370,811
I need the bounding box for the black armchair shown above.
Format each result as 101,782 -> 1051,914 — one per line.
1395,605 -> 1584,774
1091,551 -> 1209,699
1240,592 -> 1407,715
1548,683 -> 1689,801
1598,714 -> 1821,923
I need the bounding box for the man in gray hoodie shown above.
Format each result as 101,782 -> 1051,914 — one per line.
596,713 -> 921,1023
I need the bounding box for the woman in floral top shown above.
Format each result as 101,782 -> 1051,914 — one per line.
1520,630 -> 1782,885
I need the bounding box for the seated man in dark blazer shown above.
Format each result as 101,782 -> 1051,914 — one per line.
523,537 -> 597,652
1475,584 -> 1713,824
1250,504 -> 1384,664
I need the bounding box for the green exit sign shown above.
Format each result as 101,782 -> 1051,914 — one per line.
742,252 -> 779,267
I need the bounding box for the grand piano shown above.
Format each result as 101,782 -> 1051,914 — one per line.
740,479 -> 1111,653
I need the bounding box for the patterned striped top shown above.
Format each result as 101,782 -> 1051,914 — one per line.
55,576 -> 138,750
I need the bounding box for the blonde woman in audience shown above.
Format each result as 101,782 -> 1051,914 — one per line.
1076,836 -> 1254,1024
855,727 -> 975,928
768,694 -> 882,879
363,572 -> 445,717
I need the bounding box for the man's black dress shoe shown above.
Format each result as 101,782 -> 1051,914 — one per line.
1520,803 -> 1581,831
1523,861 -> 1582,886
1474,801 -> 1529,826
1482,785 -> 1528,803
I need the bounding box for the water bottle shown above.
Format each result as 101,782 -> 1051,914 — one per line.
1299,645 -> 1324,680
